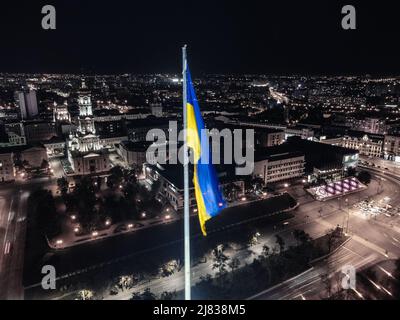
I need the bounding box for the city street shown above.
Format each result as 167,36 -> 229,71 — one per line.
249,169 -> 400,300
0,158 -> 396,301
134,170 -> 400,300
83,170 -> 400,300
0,178 -> 58,299
250,239 -> 380,300
19,166 -> 400,300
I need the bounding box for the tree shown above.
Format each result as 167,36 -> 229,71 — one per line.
321,273 -> 333,299
212,246 -> 229,288
160,291 -> 177,300
130,288 -> 156,300
130,292 -> 142,300
228,258 -> 241,274
107,166 -> 124,189
275,235 -> 285,253
150,179 -> 162,197
57,177 -> 69,196
22,160 -> 30,168
102,194 -> 123,222
293,229 -> 312,246
326,227 -> 343,253
160,260 -> 179,278
73,177 -> 98,231
251,177 -> 264,191
223,183 -> 242,201
260,245 -> 270,260
76,290 -> 94,300
117,275 -> 135,291
357,171 -> 372,185
248,232 -> 261,248
346,167 -> 357,177
41,159 -> 49,170
29,188 -> 61,238
141,288 -> 157,300
124,184 -> 137,199
123,168 -> 137,184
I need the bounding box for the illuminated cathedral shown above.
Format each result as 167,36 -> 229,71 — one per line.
67,80 -> 111,175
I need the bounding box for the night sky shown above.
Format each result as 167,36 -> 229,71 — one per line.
0,0 -> 400,75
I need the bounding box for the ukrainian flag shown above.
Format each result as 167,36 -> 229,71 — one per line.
185,67 -> 227,236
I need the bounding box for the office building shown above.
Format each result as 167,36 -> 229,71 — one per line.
15,90 -> 39,120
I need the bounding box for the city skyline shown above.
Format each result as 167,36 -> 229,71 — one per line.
1,1 -> 400,303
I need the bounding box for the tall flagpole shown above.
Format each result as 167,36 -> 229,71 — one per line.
182,45 -> 191,300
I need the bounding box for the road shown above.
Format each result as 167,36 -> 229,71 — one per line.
250,239 -> 379,300
249,168 -> 400,300
110,170 -> 400,300
0,177 -> 58,300
20,169 -> 397,300
360,155 -> 400,176
4,161 -> 400,300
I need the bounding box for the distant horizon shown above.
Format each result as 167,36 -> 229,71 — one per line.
1,71 -> 400,78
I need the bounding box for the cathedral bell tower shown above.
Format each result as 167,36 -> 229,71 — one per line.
77,79 -> 95,134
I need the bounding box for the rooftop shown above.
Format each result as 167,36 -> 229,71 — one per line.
255,145 -> 304,162
120,140 -> 153,152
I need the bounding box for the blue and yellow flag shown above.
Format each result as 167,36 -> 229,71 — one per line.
185,67 -> 227,236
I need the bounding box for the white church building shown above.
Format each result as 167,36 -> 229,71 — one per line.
67,81 -> 111,176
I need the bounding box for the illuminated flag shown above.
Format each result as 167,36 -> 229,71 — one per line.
185,67 -> 227,236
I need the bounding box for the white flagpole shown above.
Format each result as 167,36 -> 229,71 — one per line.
182,45 -> 191,300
